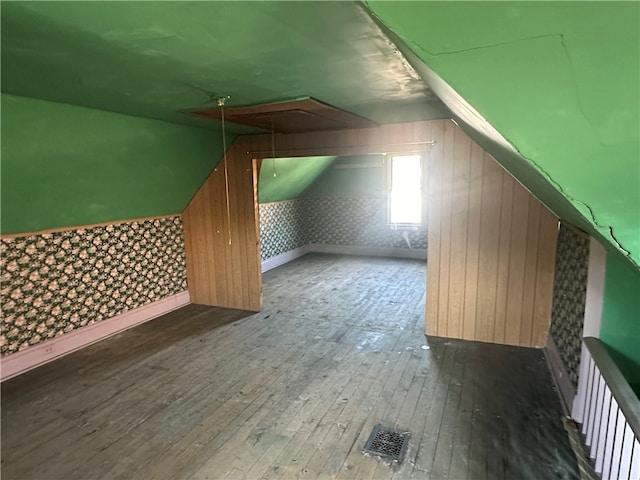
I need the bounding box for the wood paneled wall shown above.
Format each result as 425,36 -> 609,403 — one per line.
183,140 -> 262,310
183,119 -> 558,343
242,120 -> 437,158
426,121 -> 559,347
183,121 -> 436,311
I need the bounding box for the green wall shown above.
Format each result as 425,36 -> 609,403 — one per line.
368,1 -> 639,266
368,1 -> 640,390
303,155 -> 386,198
257,153 -> 389,202
600,252 -> 640,395
258,156 -> 336,204
1,94 -> 230,233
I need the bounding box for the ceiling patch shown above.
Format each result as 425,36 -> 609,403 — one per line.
190,97 -> 377,134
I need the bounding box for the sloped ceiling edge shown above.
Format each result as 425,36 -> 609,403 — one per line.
366,7 -> 638,270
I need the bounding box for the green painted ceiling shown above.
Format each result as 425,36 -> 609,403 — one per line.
0,1 -> 449,132
366,1 -> 640,267
2,0 -> 638,265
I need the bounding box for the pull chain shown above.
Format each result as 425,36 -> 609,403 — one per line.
219,97 -> 232,246
271,120 -> 277,177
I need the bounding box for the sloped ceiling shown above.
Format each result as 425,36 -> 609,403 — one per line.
366,1 -> 640,266
0,0 -> 448,234
2,1 -> 638,267
258,156 -> 337,204
0,1 -> 449,132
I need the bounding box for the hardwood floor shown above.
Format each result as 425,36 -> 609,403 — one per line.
1,254 -> 578,479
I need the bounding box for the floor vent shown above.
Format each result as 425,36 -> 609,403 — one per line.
362,424 -> 409,463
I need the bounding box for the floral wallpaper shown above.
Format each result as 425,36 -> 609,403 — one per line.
549,224 -> 590,388
259,196 -> 428,261
259,200 -> 306,261
1,217 -> 187,356
304,196 -> 427,250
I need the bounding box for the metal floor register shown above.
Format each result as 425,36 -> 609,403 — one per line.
362,424 -> 410,463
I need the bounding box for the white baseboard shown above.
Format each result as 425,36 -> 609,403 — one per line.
307,243 -> 427,260
544,334 -> 576,414
260,244 -> 427,273
261,245 -> 310,272
1,291 -> 190,382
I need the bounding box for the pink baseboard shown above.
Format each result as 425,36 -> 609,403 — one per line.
0,291 -> 190,382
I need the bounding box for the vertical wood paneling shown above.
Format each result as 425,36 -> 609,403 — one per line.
182,118 -> 557,343
183,141 -> 263,311
532,207 -> 559,346
520,196 -> 542,345
447,127 -> 471,339
437,122 -> 455,335
461,142 -> 484,340
243,120 -> 441,158
185,121 -> 438,313
504,184 -> 530,345
475,153 -> 503,343
426,123 -> 558,347
426,122 -> 444,335
494,175 -> 515,344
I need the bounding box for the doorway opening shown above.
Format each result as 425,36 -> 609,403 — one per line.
256,153 -> 428,331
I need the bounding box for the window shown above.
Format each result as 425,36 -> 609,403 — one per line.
387,153 -> 423,226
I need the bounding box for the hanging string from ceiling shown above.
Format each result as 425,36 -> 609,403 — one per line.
217,96 -> 232,246
271,120 -> 277,178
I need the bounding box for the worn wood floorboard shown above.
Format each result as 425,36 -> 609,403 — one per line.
2,254 -> 578,480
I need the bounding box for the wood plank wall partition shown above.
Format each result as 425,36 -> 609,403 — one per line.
426,121 -> 559,347
182,121 -> 436,311
243,120 -> 438,158
182,119 -> 558,348
182,140 -> 262,310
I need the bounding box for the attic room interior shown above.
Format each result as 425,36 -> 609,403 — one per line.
1,2 -> 638,479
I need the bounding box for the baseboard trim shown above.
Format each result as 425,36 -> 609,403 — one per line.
544,334 -> 576,414
261,245 -> 310,272
260,244 -> 427,272
0,291 -> 190,382
307,243 -> 427,260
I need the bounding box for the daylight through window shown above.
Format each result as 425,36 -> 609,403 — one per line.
388,154 -> 422,226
